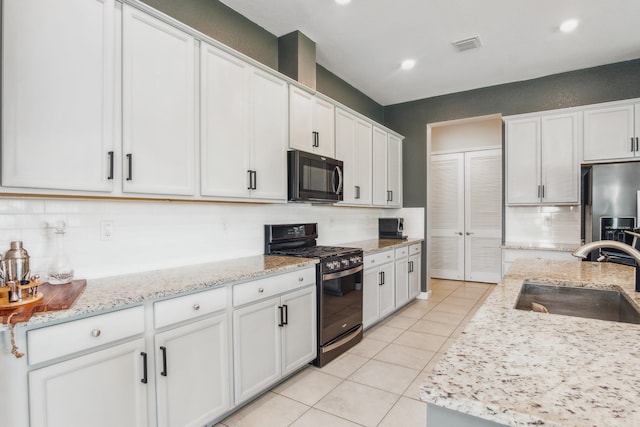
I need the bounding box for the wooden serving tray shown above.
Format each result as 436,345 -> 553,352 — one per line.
0,279 -> 87,324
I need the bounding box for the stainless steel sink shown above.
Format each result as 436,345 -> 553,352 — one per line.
514,282 -> 640,324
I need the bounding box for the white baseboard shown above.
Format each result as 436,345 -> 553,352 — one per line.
416,290 -> 431,300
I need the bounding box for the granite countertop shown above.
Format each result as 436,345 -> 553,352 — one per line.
342,237 -> 423,254
502,241 -> 579,252
2,255 -> 317,331
3,238 -> 423,332
421,259 -> 640,426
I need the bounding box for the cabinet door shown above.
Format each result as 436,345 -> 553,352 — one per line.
250,69 -> 288,201
408,253 -> 421,299
464,150 -> 502,283
29,339 -> 148,427
583,104 -> 636,162
281,286 -> 317,375
313,97 -> 336,157
379,263 -> 395,318
355,118 -> 373,205
335,108 -> 357,203
233,297 -> 281,404
505,118 -> 541,204
395,257 -> 409,307
122,5 -> 196,195
2,0 -> 115,192
430,153 -> 465,280
200,43 -> 250,198
372,126 -> 389,206
363,267 -> 380,328
541,113 -> 579,204
155,314 -> 230,427
289,86 -> 315,152
387,134 -> 403,207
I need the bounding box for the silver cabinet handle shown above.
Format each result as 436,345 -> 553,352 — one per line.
454,231 -> 463,235
258,287 -> 264,293
91,329 -> 101,337
632,137 -> 636,152
466,232 -> 474,235
193,303 -> 200,311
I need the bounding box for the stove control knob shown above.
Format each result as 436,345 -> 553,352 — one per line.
325,262 -> 333,270
341,259 -> 349,267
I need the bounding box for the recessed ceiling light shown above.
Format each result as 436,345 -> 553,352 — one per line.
401,59 -> 416,70
560,19 -> 579,33
335,0 -> 351,5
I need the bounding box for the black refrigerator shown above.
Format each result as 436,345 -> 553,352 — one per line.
581,162 -> 640,264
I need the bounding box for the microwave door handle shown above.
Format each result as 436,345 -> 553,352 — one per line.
333,166 -> 343,195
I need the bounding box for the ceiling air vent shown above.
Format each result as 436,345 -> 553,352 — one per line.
452,36 -> 482,52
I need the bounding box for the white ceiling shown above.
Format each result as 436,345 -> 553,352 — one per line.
219,0 -> 640,106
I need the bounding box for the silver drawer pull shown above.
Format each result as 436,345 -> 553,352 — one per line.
91,329 -> 101,337
258,287 -> 264,293
298,277 -> 304,282
193,304 -> 200,311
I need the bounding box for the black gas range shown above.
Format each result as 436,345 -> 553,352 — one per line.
265,223 -> 363,367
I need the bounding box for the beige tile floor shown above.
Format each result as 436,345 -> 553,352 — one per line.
218,279 -> 494,427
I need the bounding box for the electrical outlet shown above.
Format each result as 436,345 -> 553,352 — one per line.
100,221 -> 114,241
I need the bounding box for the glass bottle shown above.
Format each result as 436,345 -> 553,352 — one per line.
48,222 -> 74,285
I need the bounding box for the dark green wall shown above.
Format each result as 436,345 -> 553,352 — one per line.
140,0 -> 383,122
384,59 -> 640,207
317,65 -> 384,123
141,0 -> 278,69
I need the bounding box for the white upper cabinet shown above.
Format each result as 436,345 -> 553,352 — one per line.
372,126 -> 403,207
2,0 -> 115,192
200,44 -> 287,201
505,112 -> 579,205
583,103 -> 640,162
335,108 -> 372,205
122,5 -> 196,196
289,86 -> 335,158
387,133 -> 403,208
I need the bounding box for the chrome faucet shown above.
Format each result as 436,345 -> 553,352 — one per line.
572,240 -> 640,292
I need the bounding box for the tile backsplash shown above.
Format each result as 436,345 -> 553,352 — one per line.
0,197 -> 424,280
505,205 -> 580,244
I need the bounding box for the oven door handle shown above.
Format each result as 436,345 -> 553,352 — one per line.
322,324 -> 363,354
322,264 -> 363,281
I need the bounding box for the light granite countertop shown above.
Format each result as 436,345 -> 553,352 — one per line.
2,255 -> 317,331
342,237 -> 423,254
502,241 -> 579,252
421,259 -> 640,426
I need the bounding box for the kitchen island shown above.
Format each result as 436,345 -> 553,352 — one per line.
421,259 -> 640,426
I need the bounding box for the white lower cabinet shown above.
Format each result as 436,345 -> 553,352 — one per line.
408,244 -> 422,299
154,313 -> 230,427
363,249 -> 395,328
363,243 -> 423,329
28,307 -> 148,427
394,246 -> 410,308
232,269 -> 316,405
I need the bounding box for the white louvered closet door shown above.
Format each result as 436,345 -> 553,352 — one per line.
430,153 -> 465,280
464,149 -> 503,283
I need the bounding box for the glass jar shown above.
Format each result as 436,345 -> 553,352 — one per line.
48,223 -> 74,285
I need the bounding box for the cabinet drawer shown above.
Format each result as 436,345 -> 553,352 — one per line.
364,249 -> 394,267
233,267 -> 315,307
154,286 -> 227,329
394,246 -> 408,258
409,243 -> 421,255
27,306 -> 145,365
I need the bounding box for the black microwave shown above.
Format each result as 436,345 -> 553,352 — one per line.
288,150 -> 343,202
